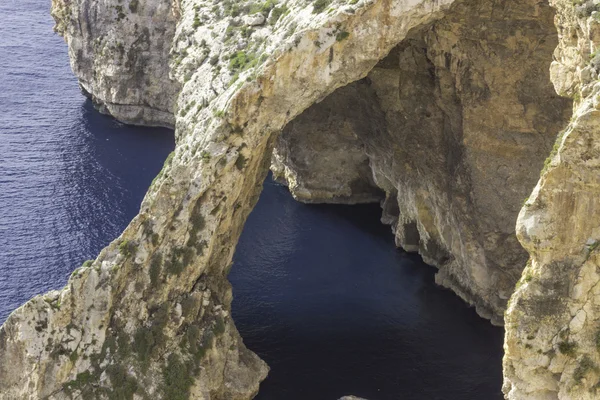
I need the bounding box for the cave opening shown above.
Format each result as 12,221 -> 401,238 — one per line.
228,0 -> 572,397
253,0 -> 571,326
229,175 -> 505,399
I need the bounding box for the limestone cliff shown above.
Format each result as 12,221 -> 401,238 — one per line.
1,0 -> 461,398
3,0 -> 598,398
51,0 -> 180,127
503,1 -> 600,398
48,0 -> 572,329
274,0 -> 572,323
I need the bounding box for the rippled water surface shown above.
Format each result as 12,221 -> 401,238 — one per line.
0,0 -> 174,321
0,1 -> 504,399
231,181 -> 504,400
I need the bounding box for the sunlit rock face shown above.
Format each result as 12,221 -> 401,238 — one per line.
2,0 -> 594,398
273,0 -> 571,324
51,0 -> 180,127
503,1 -> 600,399
1,0 -> 460,398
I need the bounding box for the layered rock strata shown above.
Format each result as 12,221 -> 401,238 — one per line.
274,0 -> 571,323
503,1 -> 600,398
1,0 -> 462,398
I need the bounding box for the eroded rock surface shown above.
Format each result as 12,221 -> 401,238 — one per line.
503,1 -> 600,399
0,0 -> 460,398
4,0 -> 598,398
51,0 -> 180,127
274,0 -> 571,323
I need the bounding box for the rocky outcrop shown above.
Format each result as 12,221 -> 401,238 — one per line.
5,0 -> 599,398
1,0 -> 465,398
273,0 -> 571,324
503,1 -> 600,399
48,0 -> 571,330
50,0 -> 180,127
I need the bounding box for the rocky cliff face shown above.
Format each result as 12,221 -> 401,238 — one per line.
1,0 -> 461,398
503,1 -> 600,399
274,0 -> 572,323
2,0 -> 597,398
51,0 -> 180,127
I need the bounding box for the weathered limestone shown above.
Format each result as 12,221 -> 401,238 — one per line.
271,82 -> 384,204
50,0 -> 180,127
274,0 -> 572,324
5,0 -> 600,398
503,1 -> 600,398
1,0 -> 462,398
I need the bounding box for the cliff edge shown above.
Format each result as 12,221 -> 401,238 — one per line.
1,0 -> 597,399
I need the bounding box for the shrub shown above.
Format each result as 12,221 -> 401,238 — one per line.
574,355 -> 597,382
313,0 -> 331,13
228,51 -> 256,71
106,364 -> 139,399
163,353 -> 195,400
336,31 -> 350,41
558,340 -> 578,357
119,240 -> 136,258
235,154 -> 247,170
269,5 -> 288,24
149,254 -> 162,286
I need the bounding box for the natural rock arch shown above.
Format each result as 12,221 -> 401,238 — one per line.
0,0 -> 580,398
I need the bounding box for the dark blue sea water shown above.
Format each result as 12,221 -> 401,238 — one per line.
0,0 -> 504,399
0,0 -> 174,322
232,182 -> 504,400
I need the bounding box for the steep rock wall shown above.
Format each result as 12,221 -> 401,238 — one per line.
6,0 -> 597,398
51,0 -> 180,127
503,1 -> 600,399
48,0 -> 572,328
273,0 -> 571,323
0,0 -> 459,398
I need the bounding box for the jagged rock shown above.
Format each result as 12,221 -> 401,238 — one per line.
2,0 -> 599,398
503,1 -> 600,398
243,13 -> 266,26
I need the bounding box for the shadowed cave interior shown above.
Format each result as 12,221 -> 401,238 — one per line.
225,0 -> 574,396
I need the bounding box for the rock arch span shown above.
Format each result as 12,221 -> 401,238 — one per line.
0,0 -> 579,398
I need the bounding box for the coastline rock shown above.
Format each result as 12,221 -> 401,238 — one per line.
1,0 -> 460,398
50,0 -> 180,127
3,0 -> 600,398
273,0 -> 571,324
503,1 -> 600,398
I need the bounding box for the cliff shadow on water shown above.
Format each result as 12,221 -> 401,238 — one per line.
0,0 -> 580,398
230,177 -> 505,400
